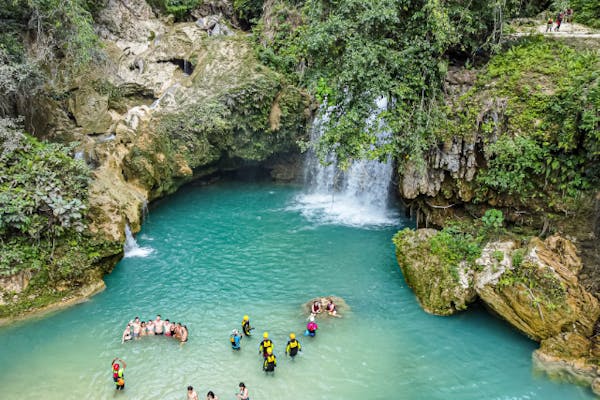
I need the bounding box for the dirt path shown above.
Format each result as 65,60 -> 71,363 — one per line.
511,21 -> 600,39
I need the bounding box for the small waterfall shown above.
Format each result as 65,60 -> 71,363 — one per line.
294,97 -> 397,226
123,224 -> 154,258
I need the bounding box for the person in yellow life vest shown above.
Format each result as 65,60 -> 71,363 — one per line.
286,333 -> 302,358
258,331 -> 273,358
111,357 -> 126,390
263,346 -> 277,373
241,315 -> 253,336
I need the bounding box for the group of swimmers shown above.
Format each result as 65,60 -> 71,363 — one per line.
121,314 -> 189,343
229,301 -> 339,374
186,382 -> 250,400
112,300 -> 339,392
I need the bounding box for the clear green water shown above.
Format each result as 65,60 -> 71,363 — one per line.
0,181 -> 595,400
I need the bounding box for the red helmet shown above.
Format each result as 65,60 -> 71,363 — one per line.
113,363 -> 119,370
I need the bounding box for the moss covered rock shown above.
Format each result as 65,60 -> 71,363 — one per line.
392,228 -> 477,315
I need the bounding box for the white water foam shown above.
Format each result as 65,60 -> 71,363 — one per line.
123,224 -> 155,258
294,97 -> 398,227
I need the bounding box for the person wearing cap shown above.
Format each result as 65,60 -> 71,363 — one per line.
241,315 -> 253,336
230,329 -> 242,350
111,357 -> 126,390
263,347 -> 277,373
286,333 -> 302,358
258,331 -> 273,358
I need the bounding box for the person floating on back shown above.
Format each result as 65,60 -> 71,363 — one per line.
263,346 -> 277,373
111,357 -> 126,390
306,317 -> 318,337
230,329 -> 242,350
259,331 -> 273,358
242,315 -> 254,336
286,332 -> 302,358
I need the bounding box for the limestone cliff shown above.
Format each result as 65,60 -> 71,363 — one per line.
394,230 -> 600,394
1,0 -> 310,320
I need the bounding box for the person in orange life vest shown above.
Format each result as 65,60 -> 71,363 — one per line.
111,357 -> 126,390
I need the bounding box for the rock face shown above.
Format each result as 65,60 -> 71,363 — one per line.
67,0 -> 310,243
393,228 -> 477,315
394,230 -> 600,393
2,0 -> 311,318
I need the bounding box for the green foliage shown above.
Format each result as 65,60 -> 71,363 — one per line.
568,0 -> 600,28
496,260 -> 566,309
0,120 -> 89,273
234,0 -> 264,26
147,0 -> 201,21
511,248 -> 525,268
0,0 -> 102,70
428,226 -> 482,278
255,0 -> 527,169
482,209 -> 504,230
451,38 -> 600,204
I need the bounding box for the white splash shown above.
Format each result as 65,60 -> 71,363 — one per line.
294,97 -> 398,227
123,224 -> 154,258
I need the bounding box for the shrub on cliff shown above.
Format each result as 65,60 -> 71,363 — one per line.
0,119 -> 89,275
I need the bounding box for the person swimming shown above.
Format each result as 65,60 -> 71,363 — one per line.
121,325 -> 132,343
311,301 -> 322,314
236,382 -> 249,400
326,300 -> 338,316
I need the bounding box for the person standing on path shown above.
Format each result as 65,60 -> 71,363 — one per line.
546,17 -> 553,32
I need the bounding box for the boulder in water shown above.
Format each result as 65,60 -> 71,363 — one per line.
304,296 -> 348,317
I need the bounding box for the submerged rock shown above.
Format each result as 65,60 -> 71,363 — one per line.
303,296 -> 348,317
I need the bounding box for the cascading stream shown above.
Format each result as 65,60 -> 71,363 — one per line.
294,97 -> 398,226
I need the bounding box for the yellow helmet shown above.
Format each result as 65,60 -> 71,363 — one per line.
243,315 -> 249,321
263,331 -> 269,338
267,347 -> 273,354
289,333 -> 296,339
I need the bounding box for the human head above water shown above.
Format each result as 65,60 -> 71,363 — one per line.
239,382 -> 245,388
187,385 -> 193,391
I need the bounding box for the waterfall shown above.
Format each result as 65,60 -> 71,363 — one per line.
123,224 -> 154,258
294,97 -> 397,227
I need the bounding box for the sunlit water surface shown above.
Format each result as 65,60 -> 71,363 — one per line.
0,181 -> 595,399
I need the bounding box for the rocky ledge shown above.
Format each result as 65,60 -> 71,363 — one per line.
394,230 -> 600,395
1,0 -> 311,319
